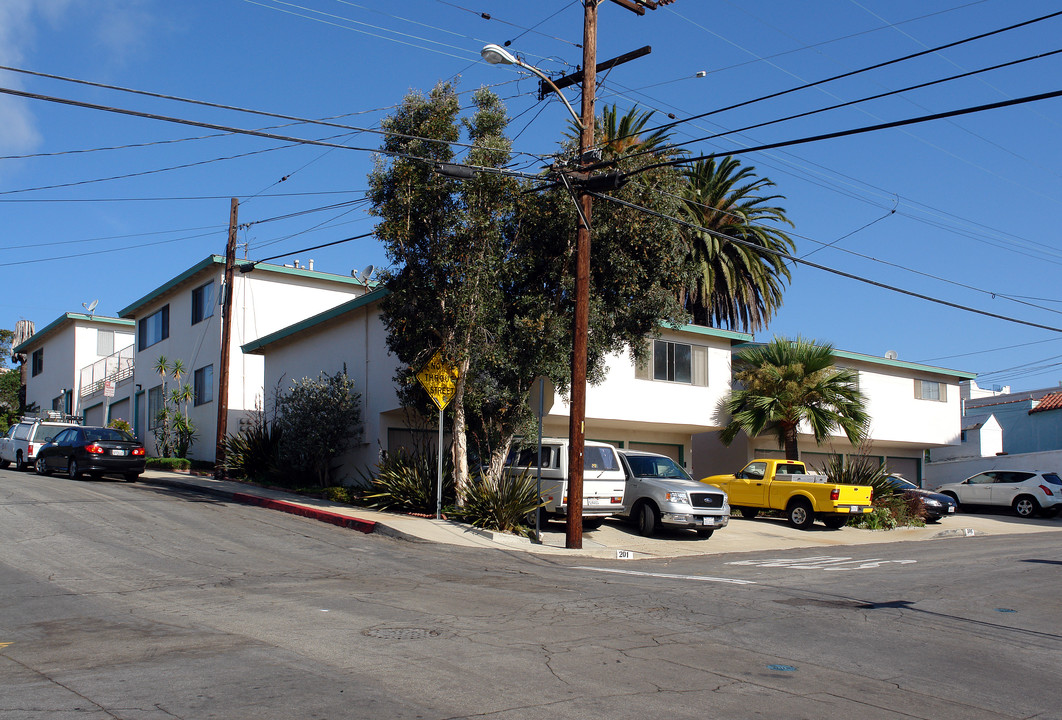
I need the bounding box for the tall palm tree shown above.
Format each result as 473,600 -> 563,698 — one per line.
681,156 -> 795,331
720,336 -> 868,460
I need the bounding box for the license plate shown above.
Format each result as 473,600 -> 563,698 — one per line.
850,506 -> 863,512
703,517 -> 717,526
112,449 -> 127,456
586,497 -> 603,506
947,506 -> 955,513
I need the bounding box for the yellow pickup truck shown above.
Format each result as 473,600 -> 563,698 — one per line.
701,459 -> 873,530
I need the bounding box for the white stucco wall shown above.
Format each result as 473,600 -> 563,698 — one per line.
855,364 -> 962,446
128,259 -> 367,461
255,297 -> 400,482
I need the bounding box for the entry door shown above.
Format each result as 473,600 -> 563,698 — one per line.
961,473 -> 995,503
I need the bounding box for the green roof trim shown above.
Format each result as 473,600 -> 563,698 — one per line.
242,288 -> 389,355
13,313 -> 134,354
118,255 -> 372,318
732,341 -> 976,380
671,323 -> 754,343
118,255 -> 224,318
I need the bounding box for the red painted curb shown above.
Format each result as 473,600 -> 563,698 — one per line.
232,493 -> 377,534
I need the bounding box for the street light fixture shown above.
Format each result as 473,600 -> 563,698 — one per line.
480,44 -> 584,129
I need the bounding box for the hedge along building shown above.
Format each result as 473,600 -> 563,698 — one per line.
118,255 -> 372,462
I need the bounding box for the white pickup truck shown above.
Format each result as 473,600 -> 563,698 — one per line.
0,415 -> 81,471
616,450 -> 729,538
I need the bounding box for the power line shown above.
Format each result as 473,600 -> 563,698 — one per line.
640,8 -> 1062,141
588,189 -> 1062,334
625,87 -> 1062,178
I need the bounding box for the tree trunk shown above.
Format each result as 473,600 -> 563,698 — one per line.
450,356 -> 472,506
783,423 -> 799,460
485,435 -> 515,484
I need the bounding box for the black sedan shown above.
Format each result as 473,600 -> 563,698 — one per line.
34,426 -> 146,482
884,474 -> 956,522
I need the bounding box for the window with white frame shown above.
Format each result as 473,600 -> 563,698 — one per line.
194,365 -> 213,406
191,281 -> 214,325
138,306 -> 169,350
914,379 -> 947,402
635,339 -> 708,386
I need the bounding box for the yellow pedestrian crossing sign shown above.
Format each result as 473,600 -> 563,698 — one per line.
416,351 -> 459,410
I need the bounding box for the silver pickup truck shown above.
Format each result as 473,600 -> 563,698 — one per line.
616,450 -> 729,538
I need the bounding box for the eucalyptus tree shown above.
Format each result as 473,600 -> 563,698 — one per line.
370,88 -> 694,495
720,336 -> 869,460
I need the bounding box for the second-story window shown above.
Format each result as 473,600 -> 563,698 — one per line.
31,348 -> 43,376
638,340 -> 709,386
97,329 -> 114,356
192,281 -> 214,325
139,306 -> 169,350
914,379 -> 946,402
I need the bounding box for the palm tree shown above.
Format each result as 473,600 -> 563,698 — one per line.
720,336 -> 869,460
681,156 -> 795,332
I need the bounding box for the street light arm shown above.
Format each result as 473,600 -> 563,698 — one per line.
517,62 -> 585,130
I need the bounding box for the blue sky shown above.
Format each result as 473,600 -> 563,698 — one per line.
3,0 -> 1062,391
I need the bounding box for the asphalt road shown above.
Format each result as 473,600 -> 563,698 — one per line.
2,468 -> 1061,719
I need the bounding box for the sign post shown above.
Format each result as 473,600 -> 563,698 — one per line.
416,351 -> 459,519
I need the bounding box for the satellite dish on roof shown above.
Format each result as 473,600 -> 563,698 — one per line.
82,299 -> 98,316
885,350 -> 898,360
359,264 -> 375,283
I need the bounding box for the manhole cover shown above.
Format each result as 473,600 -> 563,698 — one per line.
363,627 -> 439,640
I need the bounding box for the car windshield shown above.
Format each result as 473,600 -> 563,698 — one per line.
84,428 -> 133,443
888,476 -> 918,490
1042,473 -> 1062,485
626,455 -> 691,480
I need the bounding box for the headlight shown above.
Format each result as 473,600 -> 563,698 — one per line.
665,491 -> 690,504
924,498 -> 941,507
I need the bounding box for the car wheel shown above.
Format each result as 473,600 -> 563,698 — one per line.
786,498 -> 815,530
582,518 -> 604,530
15,451 -> 26,471
739,507 -> 758,520
635,502 -> 659,537
1013,495 -> 1040,519
35,456 -> 52,477
822,515 -> 848,530
124,473 -> 140,483
67,459 -> 80,480
696,528 -> 714,539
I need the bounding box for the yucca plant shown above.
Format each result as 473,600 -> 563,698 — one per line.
222,411 -> 282,482
363,447 -> 454,514
453,468 -> 544,539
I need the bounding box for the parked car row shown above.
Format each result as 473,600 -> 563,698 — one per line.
934,470 -> 1062,519
1,415 -> 146,482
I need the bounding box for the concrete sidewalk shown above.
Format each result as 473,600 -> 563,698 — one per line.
138,469 -> 1062,559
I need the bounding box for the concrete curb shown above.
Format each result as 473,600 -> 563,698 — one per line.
231,492 -> 376,534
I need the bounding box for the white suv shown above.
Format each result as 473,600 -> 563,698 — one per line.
0,416 -> 81,471
935,470 -> 1062,519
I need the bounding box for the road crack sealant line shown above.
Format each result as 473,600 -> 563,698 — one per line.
231,492 -> 376,534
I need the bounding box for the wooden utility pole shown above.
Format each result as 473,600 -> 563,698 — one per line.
214,197 -> 238,476
566,0 -> 671,549
565,1 -> 599,550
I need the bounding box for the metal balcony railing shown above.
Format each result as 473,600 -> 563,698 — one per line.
79,344 -> 134,397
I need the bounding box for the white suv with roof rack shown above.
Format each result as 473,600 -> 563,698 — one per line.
0,413 -> 82,471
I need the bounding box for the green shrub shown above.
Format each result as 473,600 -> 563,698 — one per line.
147,457 -> 191,471
362,447 -> 454,514
322,486 -> 352,504
452,469 -> 543,539
850,493 -> 926,530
